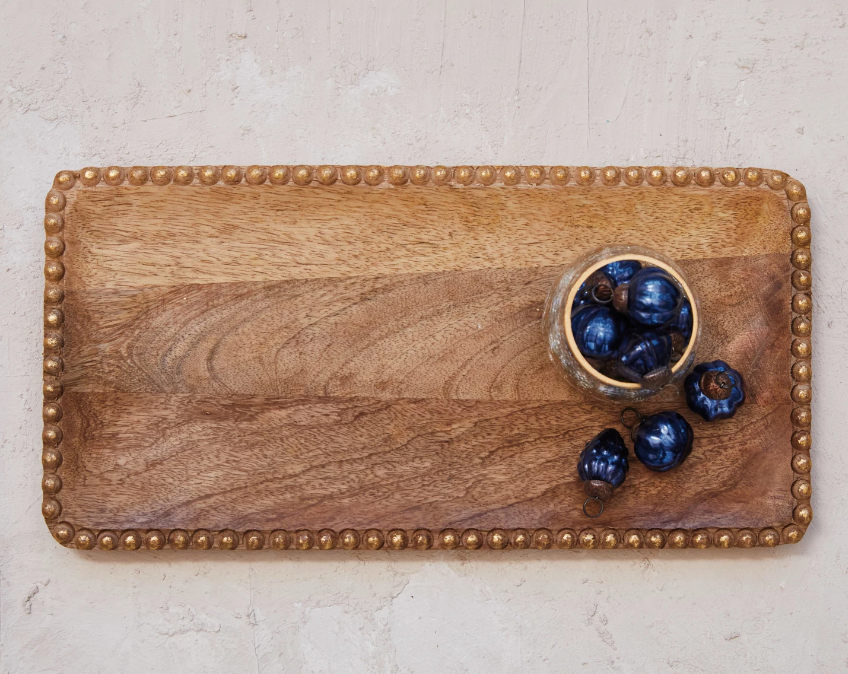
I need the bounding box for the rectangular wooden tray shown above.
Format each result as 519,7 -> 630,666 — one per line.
41,165 -> 814,551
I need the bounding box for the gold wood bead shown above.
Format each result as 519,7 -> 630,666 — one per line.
292,166 -> 313,186
475,166 -> 496,185
44,260 -> 65,282
550,166 -> 569,185
455,166 -> 474,185
80,167 -> 101,187
694,168 -> 715,187
150,166 -> 173,185
246,531 -> 265,550
97,531 -> 119,550
341,166 -> 362,185
736,530 -> 756,548
42,473 -> 62,494
667,530 -> 688,549
245,166 -> 267,185
624,530 -> 643,549
793,503 -> 813,525
294,530 -> 314,550
791,384 -> 812,405
792,270 -> 812,290
462,529 -> 483,550
511,529 -> 531,549
792,430 -> 812,451
121,531 -> 142,551
43,402 -> 62,422
792,452 -> 811,474
501,166 -> 521,185
575,166 -> 595,186
219,530 -> 239,550
54,170 -> 76,190
766,170 -> 787,190
792,316 -> 812,337
222,166 -> 242,184
144,530 -> 166,550
792,293 -> 812,314
718,168 -> 740,187
410,165 -> 430,185
43,424 -> 62,445
169,530 -> 190,550
173,166 -> 194,185
103,166 -> 125,186
792,249 -> 811,271
317,165 -> 338,185
791,406 -> 812,428
127,166 -> 149,185
387,529 -> 408,550
714,530 -> 735,549
316,529 -> 337,550
600,529 -> 620,549
432,166 -> 451,185
53,522 -> 75,545
533,529 -> 553,550
269,530 -> 290,550
412,529 -> 433,550
487,529 -> 508,550
340,529 -> 360,550
45,237 -> 65,258
45,308 -> 64,329
601,166 -> 621,186
44,212 -> 64,233
75,530 -> 96,550
439,529 -> 459,550
364,166 -> 385,186
625,167 -> 645,186
646,167 -> 666,186
268,166 -> 291,185
792,202 -> 811,224
45,286 -> 64,305
758,529 -> 780,547
388,166 -> 408,185
199,166 -> 220,185
792,362 -> 812,383
43,356 -> 63,375
579,529 -> 599,549
689,530 -> 711,549
45,190 -> 66,212
525,166 -> 545,185
792,478 -> 812,500
646,530 -> 666,549
791,339 -> 811,359
670,167 -> 690,187
364,529 -> 384,550
782,524 -> 805,544
742,168 -> 763,186
42,449 -> 62,469
192,530 -> 214,550
44,332 -> 64,352
785,180 -> 806,202
43,381 -> 63,400
556,529 -> 577,549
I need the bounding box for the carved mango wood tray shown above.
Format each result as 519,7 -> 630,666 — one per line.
41,164 -> 814,552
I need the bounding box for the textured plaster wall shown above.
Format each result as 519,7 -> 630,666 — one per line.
1,1 -> 847,672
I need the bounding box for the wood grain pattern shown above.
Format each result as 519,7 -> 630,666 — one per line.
43,166 -> 812,550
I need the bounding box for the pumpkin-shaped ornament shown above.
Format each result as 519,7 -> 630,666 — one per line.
684,360 -> 745,421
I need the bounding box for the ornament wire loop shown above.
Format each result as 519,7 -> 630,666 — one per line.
620,407 -> 643,429
590,285 -> 613,305
583,496 -> 604,518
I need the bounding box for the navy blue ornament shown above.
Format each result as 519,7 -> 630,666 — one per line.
571,305 -> 625,360
577,428 -> 630,517
622,408 -> 693,472
574,269 -> 615,309
601,259 -> 642,286
614,331 -> 679,388
612,267 -> 683,327
665,297 -> 694,342
684,360 -> 745,421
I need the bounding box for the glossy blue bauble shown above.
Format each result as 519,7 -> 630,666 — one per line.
665,297 -> 693,341
577,428 -> 629,488
684,360 -> 746,421
634,411 -> 693,472
571,305 -> 625,360
614,331 -> 674,384
620,267 -> 683,326
574,270 -> 614,309
601,259 -> 642,286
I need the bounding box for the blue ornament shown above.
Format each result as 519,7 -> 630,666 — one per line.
601,259 -> 642,286
574,269 -> 614,309
571,305 -> 625,360
614,331 -> 675,387
665,297 -> 693,341
628,410 -> 693,472
577,428 -> 629,516
684,360 -> 745,421
613,267 -> 683,326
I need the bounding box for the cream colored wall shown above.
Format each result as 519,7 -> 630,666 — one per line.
1,1 -> 845,672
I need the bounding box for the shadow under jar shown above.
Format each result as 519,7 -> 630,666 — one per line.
544,246 -> 701,401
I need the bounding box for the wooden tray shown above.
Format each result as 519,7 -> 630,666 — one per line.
41,165 -> 814,552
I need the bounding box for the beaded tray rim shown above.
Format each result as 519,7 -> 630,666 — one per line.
41,164 -> 813,552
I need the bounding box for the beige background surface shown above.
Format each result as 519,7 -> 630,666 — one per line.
1,1 -> 846,672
